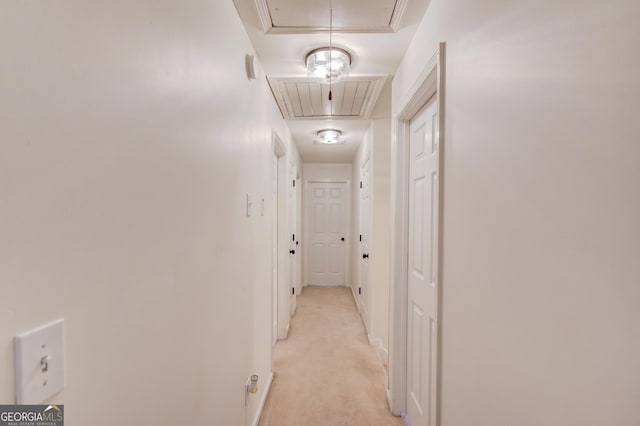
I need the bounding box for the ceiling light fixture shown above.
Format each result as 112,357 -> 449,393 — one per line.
315,129 -> 343,145
304,0 -> 351,106
305,47 -> 351,83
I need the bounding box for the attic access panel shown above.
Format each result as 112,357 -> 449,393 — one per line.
256,0 -> 410,33
267,76 -> 388,120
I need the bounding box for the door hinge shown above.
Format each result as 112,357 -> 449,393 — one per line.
360,181 -> 363,189
359,234 -> 362,242
358,287 -> 362,295
292,288 -> 295,295
293,179 -> 296,187
292,234 -> 295,241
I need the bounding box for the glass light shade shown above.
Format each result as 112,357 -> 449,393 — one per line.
316,129 -> 343,145
306,47 -> 351,83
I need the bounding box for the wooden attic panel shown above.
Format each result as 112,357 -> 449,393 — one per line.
351,81 -> 371,115
284,82 -> 303,117
329,83 -> 347,116
268,75 -> 387,119
340,81 -> 358,115
308,83 -> 324,116
296,82 -> 314,117
265,0 -> 398,29
316,84 -> 329,116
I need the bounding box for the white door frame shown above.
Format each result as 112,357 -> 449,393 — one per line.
272,130 -> 291,341
303,178 -> 351,287
288,161 -> 297,317
295,168 -> 302,296
358,150 -> 372,332
388,43 -> 446,421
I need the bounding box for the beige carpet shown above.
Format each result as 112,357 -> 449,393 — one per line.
259,286 -> 405,426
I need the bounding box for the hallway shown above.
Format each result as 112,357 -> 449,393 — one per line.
260,286 -> 403,426
1,1 -> 639,425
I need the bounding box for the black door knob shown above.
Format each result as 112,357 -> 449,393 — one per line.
362,253 -> 369,259
341,237 -> 345,241
290,249 -> 295,255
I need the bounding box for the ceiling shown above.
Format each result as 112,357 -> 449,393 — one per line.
233,0 -> 431,163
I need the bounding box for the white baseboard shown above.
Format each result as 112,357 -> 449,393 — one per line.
349,287 -> 360,312
307,283 -> 346,286
368,337 -> 389,365
378,345 -> 389,365
251,372 -> 274,426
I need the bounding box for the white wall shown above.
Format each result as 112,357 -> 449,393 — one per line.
352,120 -> 392,363
0,1 -> 299,425
303,163 -> 353,183
371,119 -> 391,363
393,0 -> 640,425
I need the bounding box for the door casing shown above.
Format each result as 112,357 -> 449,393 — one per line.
289,161 -> 297,316
272,131 -> 291,341
358,152 -> 372,333
389,43 -> 446,423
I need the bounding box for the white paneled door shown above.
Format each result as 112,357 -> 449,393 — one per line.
306,182 -> 348,285
407,96 -> 439,426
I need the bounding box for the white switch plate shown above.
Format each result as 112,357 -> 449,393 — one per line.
14,319 -> 64,404
246,193 -> 252,217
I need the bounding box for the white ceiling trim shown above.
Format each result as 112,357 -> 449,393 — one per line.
254,0 -> 272,34
254,0 -> 410,34
267,75 -> 388,120
388,0 -> 410,32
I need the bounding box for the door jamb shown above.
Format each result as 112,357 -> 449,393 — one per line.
358,149 -> 372,332
272,130 -> 290,341
388,43 -> 446,421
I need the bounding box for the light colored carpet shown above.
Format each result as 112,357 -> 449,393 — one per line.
259,286 -> 405,426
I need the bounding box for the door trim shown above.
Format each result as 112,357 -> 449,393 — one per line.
357,150 -> 371,333
303,179 -> 351,288
388,43 -> 446,422
272,130 -> 291,341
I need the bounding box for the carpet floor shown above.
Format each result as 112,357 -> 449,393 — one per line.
259,285 -> 405,426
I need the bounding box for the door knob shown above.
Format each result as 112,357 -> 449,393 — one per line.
341,237 -> 345,241
362,253 -> 369,259
290,249 -> 295,255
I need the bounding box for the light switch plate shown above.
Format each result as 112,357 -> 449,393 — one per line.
14,319 -> 64,404
246,193 -> 253,217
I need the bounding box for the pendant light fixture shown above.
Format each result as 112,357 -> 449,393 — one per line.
307,1 -> 347,147
304,0 -> 351,100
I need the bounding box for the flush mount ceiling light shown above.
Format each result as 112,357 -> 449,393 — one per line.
305,47 -> 351,83
315,129 -> 344,145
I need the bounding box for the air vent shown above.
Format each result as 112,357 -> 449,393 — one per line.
267,76 -> 388,120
